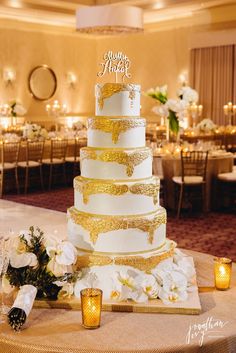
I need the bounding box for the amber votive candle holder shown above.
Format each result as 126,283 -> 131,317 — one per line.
80,288 -> 102,329
214,257 -> 232,290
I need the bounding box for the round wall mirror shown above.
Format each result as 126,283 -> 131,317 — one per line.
28,65 -> 57,101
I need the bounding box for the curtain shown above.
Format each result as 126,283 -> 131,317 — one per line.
190,45 -> 235,125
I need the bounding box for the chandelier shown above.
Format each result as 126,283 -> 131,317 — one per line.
76,5 -> 143,35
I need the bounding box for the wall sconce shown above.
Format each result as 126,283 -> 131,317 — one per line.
3,68 -> 16,85
66,71 -> 77,88
178,71 -> 188,86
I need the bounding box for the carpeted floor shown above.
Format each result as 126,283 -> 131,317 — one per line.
4,188 -> 236,261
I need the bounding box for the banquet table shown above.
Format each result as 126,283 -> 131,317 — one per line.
153,153 -> 234,211
0,250 -> 236,353
17,138 -> 86,161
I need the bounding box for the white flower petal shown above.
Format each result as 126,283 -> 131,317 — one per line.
47,258 -> 67,277
10,251 -> 38,268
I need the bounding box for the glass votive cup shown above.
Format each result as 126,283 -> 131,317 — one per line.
214,257 -> 232,290
80,288 -> 102,329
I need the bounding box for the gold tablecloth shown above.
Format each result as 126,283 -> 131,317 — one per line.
1,250 -> 236,353
153,154 -> 234,211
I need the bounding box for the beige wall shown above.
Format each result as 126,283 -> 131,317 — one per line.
1,3 -> 236,125
0,24 -> 96,124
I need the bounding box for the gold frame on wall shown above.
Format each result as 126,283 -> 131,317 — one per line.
28,65 -> 57,101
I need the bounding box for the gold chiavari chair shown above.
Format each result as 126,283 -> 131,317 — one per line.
42,139 -> 68,190
18,140 -> 45,194
172,150 -> 208,218
0,141 -> 20,197
65,138 -> 87,178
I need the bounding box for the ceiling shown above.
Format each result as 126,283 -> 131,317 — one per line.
0,0 -> 236,30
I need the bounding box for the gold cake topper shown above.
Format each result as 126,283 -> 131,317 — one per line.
97,51 -> 131,82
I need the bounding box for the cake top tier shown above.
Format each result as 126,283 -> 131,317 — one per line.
95,83 -> 141,117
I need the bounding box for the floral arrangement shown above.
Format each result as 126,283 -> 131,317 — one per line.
197,119 -> 217,133
145,85 -> 198,134
5,226 -> 79,330
72,121 -> 85,131
23,123 -> 48,140
9,101 -> 27,117
74,249 -> 196,305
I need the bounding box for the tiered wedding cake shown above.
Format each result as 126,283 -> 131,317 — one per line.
68,83 -> 176,301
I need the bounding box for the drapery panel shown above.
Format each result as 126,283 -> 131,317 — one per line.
190,45 -> 235,125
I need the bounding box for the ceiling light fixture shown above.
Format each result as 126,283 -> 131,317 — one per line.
76,5 -> 143,35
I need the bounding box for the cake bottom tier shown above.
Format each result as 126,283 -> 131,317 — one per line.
74,240 -> 176,301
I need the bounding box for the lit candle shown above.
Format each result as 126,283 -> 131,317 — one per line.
223,105 -> 229,115
214,257 -> 232,290
80,288 -> 102,329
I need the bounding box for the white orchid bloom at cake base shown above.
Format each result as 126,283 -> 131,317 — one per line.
157,270 -> 188,305
46,240 -> 77,277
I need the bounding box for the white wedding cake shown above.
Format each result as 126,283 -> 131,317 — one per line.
68,83 -> 193,303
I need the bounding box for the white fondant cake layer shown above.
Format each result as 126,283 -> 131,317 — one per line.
95,83 -> 140,117
74,240 -> 176,301
74,176 -> 160,215
80,147 -> 152,180
87,117 -> 146,148
67,207 -> 166,253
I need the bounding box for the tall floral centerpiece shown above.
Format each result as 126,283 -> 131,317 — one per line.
145,85 -> 198,141
9,101 -> 27,126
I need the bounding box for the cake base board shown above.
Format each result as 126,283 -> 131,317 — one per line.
34,289 -> 201,315
34,257 -> 201,315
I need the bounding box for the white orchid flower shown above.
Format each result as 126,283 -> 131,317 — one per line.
158,270 -> 188,304
130,287 -> 149,303
116,270 -> 136,290
46,240 -> 77,277
9,235 -> 38,268
135,274 -> 160,299
110,281 -> 131,302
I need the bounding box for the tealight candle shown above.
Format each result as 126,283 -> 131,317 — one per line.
80,288 -> 102,329
214,257 -> 232,290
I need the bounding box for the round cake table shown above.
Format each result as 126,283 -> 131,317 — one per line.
153,153 -> 234,211
1,250 -> 236,353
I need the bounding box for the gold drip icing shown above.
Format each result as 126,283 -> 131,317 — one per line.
75,244 -> 174,273
81,148 -> 152,177
74,177 -> 159,205
68,208 -> 166,245
88,117 -> 146,144
97,83 -> 138,110
130,183 -> 159,205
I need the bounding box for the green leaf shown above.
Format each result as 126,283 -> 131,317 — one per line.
168,110 -> 179,134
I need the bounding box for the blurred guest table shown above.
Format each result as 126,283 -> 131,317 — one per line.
153,151 -> 234,211
0,250 -> 236,353
16,138 -> 87,161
